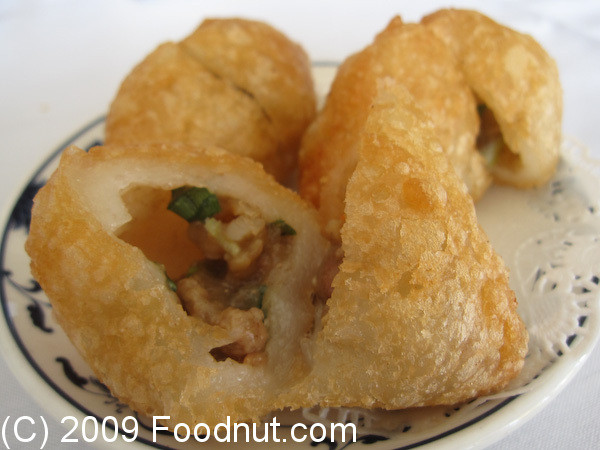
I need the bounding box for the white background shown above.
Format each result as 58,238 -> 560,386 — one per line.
1,0 -> 599,448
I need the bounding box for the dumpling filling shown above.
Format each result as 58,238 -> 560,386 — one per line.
476,103 -> 521,170
118,185 -> 296,365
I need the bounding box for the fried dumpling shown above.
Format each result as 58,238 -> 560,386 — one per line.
283,81 -> 528,410
422,9 -> 562,188
299,16 -> 490,241
26,143 -> 329,427
105,18 -> 316,184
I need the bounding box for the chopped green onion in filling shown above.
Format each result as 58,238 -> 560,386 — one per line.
270,219 -> 296,236
167,276 -> 178,292
477,103 -> 488,116
257,284 -> 267,310
168,186 -> 221,222
162,191 -> 295,362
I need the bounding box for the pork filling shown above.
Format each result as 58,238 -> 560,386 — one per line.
167,188 -> 295,364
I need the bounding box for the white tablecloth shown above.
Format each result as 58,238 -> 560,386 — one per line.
1,1 -> 599,448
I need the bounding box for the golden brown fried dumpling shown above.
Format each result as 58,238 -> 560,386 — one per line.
283,82 -> 528,410
299,17 -> 490,241
422,9 -> 562,188
180,19 -> 316,159
105,18 -> 316,184
26,143 -> 328,427
372,18 -> 491,200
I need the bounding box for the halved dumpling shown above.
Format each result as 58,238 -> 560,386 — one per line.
284,81 -> 528,410
299,16 -> 490,242
26,143 -> 328,427
422,9 -> 562,188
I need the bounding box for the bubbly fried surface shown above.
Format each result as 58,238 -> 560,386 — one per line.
105,18 -> 316,184
26,143 -> 328,427
28,11 -> 536,426
299,16 -> 490,241
283,82 -> 528,410
372,18 -> 491,200
423,9 -> 562,188
301,11 -> 562,241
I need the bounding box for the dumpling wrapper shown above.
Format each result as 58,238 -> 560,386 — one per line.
284,81 -> 528,410
105,18 -> 316,184
423,9 -> 562,188
299,17 -> 489,242
26,143 -> 328,427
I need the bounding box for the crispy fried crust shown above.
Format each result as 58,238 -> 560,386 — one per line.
299,16 -> 490,241
105,18 -> 316,184
26,143 -> 328,427
283,82 -> 528,410
423,9 -> 563,188
372,18 -> 491,200
28,11 -> 534,423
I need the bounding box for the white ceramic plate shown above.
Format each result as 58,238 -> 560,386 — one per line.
2,3 -> 600,449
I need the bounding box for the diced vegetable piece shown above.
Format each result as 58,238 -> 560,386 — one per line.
205,218 -> 242,256
480,138 -> 503,167
168,186 -> 221,222
167,275 -> 178,292
257,284 -> 267,309
270,219 -> 296,236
